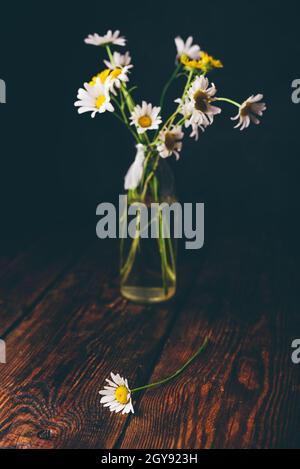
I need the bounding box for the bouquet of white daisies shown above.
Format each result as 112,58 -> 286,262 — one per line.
75,30 -> 266,191
75,29 -> 266,303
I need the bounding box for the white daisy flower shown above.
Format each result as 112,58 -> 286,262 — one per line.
187,75 -> 221,127
231,94 -> 266,130
124,144 -> 145,191
175,97 -> 193,122
175,98 -> 206,141
175,36 -> 201,60
104,51 -> 133,70
108,65 -> 131,95
157,125 -> 184,160
99,372 -> 134,415
74,78 -> 114,118
89,67 -> 130,95
84,30 -> 126,47
130,101 -> 162,134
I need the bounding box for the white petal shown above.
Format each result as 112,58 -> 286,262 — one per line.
99,389 -> 114,396
100,395 -> 116,404
111,372 -> 122,386
105,378 -> 117,388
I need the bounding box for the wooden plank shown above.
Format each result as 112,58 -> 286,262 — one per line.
120,236 -> 300,449
0,230 -> 87,336
0,241 -> 197,449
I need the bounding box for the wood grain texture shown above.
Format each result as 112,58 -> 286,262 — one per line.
0,231 -> 86,336
0,233 -> 299,449
120,236 -> 300,449
0,240 -> 196,449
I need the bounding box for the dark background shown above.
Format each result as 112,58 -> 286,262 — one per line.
0,0 -> 299,242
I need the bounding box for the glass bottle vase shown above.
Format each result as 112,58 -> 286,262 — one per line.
120,156 -> 177,303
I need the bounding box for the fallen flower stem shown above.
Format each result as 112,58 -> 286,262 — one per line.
131,336 -> 209,393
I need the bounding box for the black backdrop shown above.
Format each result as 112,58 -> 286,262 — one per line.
1,0 -> 299,241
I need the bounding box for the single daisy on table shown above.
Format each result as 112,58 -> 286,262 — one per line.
157,125 -> 184,159
84,30 -> 126,47
99,372 -> 134,414
124,144 -> 145,190
130,101 -> 162,134
74,78 -> 114,118
231,94 -> 266,130
99,337 -> 209,417
187,75 -> 221,127
104,51 -> 133,70
175,36 -> 201,60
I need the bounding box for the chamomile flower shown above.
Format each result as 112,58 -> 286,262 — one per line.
89,67 -> 130,95
104,51 -> 133,70
176,97 -> 208,140
74,78 -> 114,118
130,101 -> 162,134
157,126 -> 184,159
84,30 -> 126,47
99,373 -> 134,415
187,75 -> 221,126
124,144 -> 145,190
175,98 -> 206,141
175,97 -> 193,120
175,36 -> 201,61
231,94 -> 266,130
108,66 -> 131,95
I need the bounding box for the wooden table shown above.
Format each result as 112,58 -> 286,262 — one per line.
0,230 -> 299,449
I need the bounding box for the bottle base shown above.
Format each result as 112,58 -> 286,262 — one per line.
120,285 -> 176,304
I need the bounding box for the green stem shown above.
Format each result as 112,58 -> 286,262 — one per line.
159,212 -> 169,295
149,176 -> 176,286
160,68 -> 194,136
160,63 -> 181,109
106,45 -> 136,115
105,45 -> 114,64
140,150 -> 153,187
131,337 -> 209,393
141,153 -> 160,201
105,45 -> 141,144
120,236 -> 140,283
215,97 -> 241,107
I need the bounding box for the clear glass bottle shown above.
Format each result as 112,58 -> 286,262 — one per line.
120,156 -> 177,303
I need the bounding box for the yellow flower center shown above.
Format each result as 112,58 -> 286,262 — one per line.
99,69 -> 110,83
90,69 -> 111,86
115,385 -> 129,405
138,115 -> 152,128
194,90 -> 209,112
110,68 -> 122,79
95,95 -> 106,109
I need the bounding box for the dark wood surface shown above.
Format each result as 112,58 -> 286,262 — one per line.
0,231 -> 299,449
